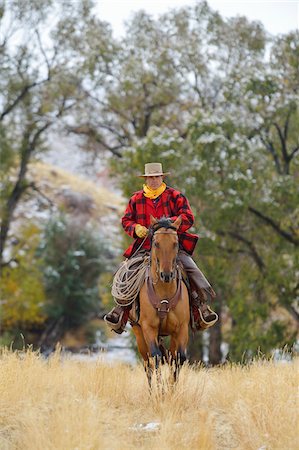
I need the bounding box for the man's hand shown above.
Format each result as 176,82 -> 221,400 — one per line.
135,224 -> 148,238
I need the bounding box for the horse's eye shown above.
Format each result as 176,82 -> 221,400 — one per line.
154,241 -> 159,248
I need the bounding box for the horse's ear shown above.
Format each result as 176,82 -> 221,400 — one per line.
150,215 -> 158,226
172,215 -> 182,229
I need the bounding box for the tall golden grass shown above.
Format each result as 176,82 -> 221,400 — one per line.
0,349 -> 298,450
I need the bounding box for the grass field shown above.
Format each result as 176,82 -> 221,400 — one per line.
0,349 -> 298,450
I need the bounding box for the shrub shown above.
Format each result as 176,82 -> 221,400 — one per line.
38,215 -> 109,329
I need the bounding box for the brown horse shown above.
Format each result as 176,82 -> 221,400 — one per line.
131,215 -> 190,386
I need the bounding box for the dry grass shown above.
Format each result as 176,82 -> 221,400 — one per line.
0,349 -> 298,450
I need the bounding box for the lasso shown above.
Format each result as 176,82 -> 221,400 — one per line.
111,255 -> 150,306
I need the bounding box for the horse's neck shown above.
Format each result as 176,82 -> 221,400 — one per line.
150,264 -> 177,298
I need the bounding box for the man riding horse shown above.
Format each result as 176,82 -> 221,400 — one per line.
105,162 -> 218,333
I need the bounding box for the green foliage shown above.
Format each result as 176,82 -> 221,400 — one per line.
110,128 -> 187,196
38,215 -> 108,328
0,224 -> 46,330
228,299 -> 291,362
0,125 -> 15,178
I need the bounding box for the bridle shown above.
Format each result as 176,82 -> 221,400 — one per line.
151,227 -> 179,283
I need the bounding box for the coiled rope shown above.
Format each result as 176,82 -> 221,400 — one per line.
111,254 -> 150,306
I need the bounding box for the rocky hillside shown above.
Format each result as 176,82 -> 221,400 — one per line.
6,156 -> 124,261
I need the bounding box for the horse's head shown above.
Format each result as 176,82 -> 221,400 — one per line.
150,215 -> 182,283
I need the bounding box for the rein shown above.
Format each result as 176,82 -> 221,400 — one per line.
130,223 -> 177,259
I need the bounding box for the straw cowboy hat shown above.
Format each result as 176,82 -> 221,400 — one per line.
139,162 -> 170,177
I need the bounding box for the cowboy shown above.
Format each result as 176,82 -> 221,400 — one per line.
105,162 -> 217,332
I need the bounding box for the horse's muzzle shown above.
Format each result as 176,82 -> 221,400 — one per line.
160,271 -> 175,283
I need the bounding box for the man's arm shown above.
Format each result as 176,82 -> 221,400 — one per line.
121,197 -> 138,238
170,193 -> 195,232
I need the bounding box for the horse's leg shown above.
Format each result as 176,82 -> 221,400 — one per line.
141,322 -> 165,389
170,323 -> 189,382
131,325 -> 152,387
142,323 -> 162,367
132,324 -> 149,361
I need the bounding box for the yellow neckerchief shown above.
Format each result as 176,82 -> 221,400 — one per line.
143,182 -> 167,200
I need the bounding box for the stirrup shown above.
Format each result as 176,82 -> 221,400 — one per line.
104,310 -> 126,334
198,305 -> 218,329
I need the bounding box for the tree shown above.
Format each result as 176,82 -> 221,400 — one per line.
0,0 -> 114,267
67,9 -> 187,156
182,33 -> 299,359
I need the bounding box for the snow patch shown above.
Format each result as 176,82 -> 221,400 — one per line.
130,422 -> 160,432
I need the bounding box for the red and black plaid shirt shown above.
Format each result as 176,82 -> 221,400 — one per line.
121,186 -> 198,258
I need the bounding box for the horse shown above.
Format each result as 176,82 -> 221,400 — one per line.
131,215 -> 190,387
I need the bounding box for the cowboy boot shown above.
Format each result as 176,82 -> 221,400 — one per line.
105,305 -> 124,324
104,305 -> 130,334
191,291 -> 218,330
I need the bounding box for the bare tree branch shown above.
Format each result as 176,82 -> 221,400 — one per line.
283,105 -> 292,142
67,125 -> 122,157
0,83 -> 36,121
289,145 -> 299,160
260,135 -> 282,174
0,76 -> 52,122
228,231 -> 266,272
248,206 -> 299,246
35,29 -> 51,80
217,229 -> 266,272
273,122 -> 289,173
